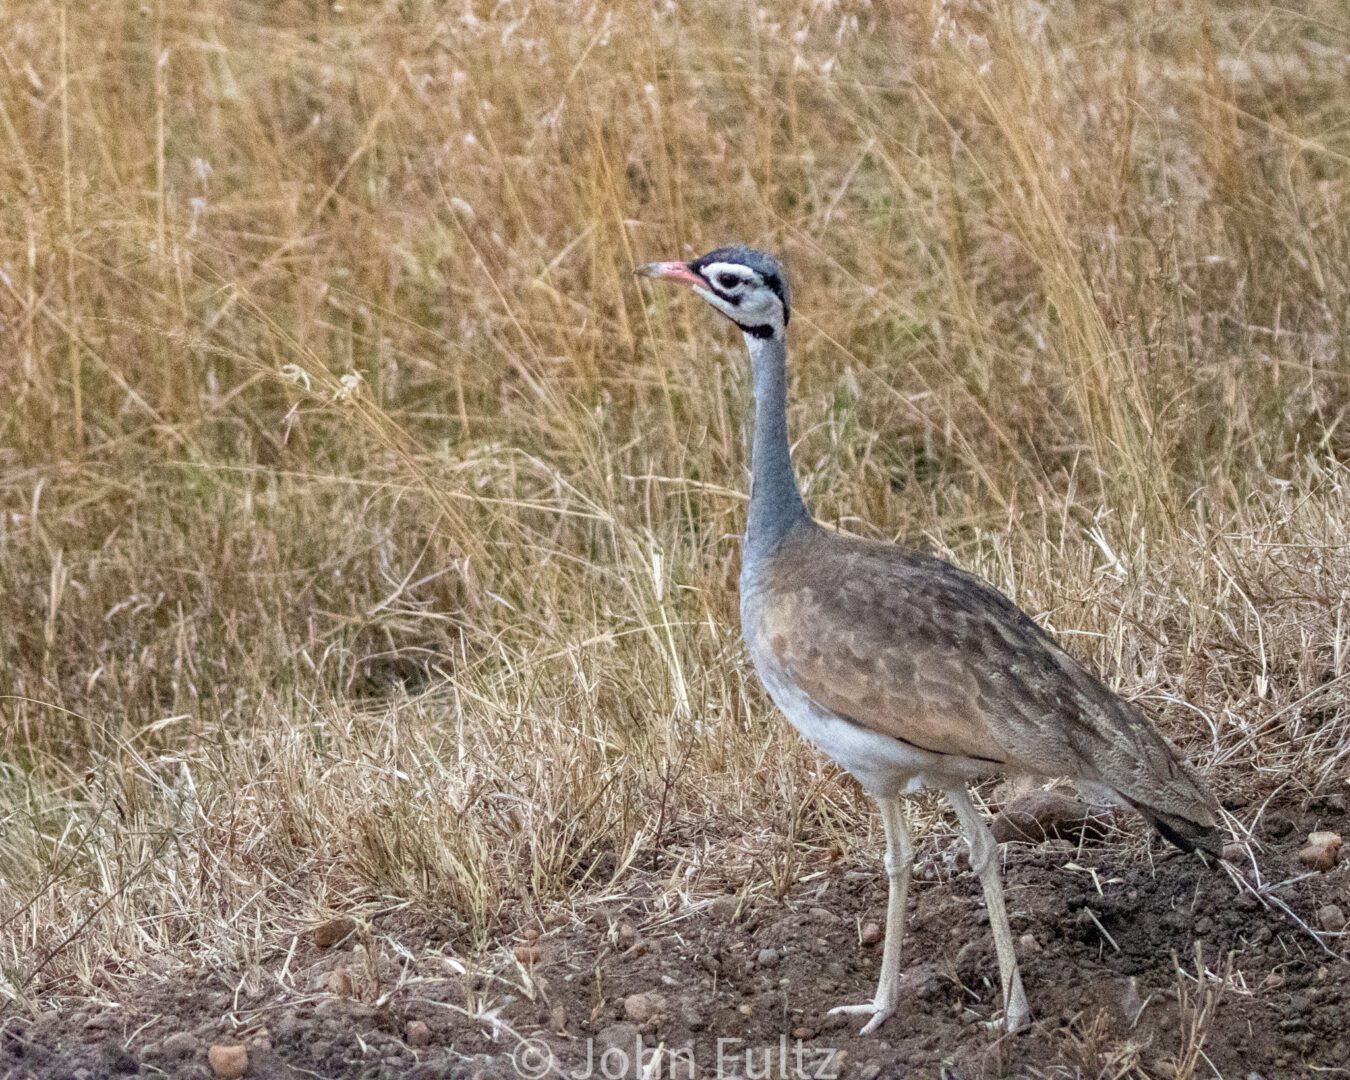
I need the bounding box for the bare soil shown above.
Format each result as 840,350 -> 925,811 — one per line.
3,794 -> 1346,1080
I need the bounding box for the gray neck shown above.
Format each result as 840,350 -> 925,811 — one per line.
744,330 -> 809,560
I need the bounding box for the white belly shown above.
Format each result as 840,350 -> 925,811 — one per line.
744,634 -> 987,798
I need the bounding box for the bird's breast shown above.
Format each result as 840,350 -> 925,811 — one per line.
739,588 -> 960,797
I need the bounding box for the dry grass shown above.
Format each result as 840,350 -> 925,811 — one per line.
1,0 -> 1347,1016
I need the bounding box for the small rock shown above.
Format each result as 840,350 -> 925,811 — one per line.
83,1012 -> 118,1032
404,1020 -> 432,1047
513,943 -> 542,965
1018,933 -> 1040,953
208,1043 -> 249,1079
521,925 -> 541,941
617,922 -> 640,949
623,992 -> 665,1023
808,907 -> 838,924
898,963 -> 943,999
1222,842 -> 1245,862
313,916 -> 356,949
273,1014 -> 304,1041
1118,976 -> 1144,1023
1299,831 -> 1342,871
327,966 -> 354,997
991,789 -> 1098,844
161,1031 -> 198,1059
860,921 -> 883,946
594,1023 -> 642,1079
756,947 -> 780,968
955,939 -> 984,969
709,896 -> 740,922
792,1026 -> 816,1040
1317,904 -> 1346,933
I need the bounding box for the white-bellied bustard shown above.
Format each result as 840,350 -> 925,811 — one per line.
637,246 -> 1223,1034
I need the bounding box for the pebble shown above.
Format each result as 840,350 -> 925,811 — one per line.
898,964 -> 943,999
709,896 -> 740,922
83,1012 -> 118,1032
756,947 -> 780,968
808,906 -> 838,924
1018,933 -> 1040,953
549,1005 -> 568,1032
1299,830 -> 1342,871
792,1025 -> 816,1040
991,789 -> 1096,844
1317,904 -> 1346,933
860,921 -> 883,946
162,1031 -> 197,1059
593,1023 -> 642,1079
513,943 -> 542,965
327,967 -> 354,997
313,916 -> 356,949
623,992 -> 665,1023
207,1043 -> 249,1079
404,1020 -> 432,1047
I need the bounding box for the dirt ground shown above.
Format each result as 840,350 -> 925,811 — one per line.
3,792 -> 1346,1080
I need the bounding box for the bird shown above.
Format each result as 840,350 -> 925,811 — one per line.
636,245 -> 1223,1035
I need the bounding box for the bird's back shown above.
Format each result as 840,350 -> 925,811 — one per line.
742,523 -> 1221,854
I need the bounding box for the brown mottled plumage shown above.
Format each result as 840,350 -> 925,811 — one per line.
753,525 -> 1221,852
638,247 -> 1223,1036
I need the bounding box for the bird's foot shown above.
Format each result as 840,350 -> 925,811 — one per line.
980,1005 -> 1031,1035
827,1000 -> 895,1036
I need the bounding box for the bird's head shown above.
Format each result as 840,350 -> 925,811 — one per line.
637,246 -> 790,340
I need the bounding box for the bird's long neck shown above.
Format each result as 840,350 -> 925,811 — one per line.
744,330 -> 809,560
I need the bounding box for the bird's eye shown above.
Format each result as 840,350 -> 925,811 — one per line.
715,273 -> 742,291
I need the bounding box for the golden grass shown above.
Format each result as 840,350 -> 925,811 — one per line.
1,0 -> 1347,1009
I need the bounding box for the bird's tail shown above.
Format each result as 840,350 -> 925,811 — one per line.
1121,795 -> 1225,861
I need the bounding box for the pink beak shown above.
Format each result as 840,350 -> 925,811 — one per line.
635,261 -> 705,288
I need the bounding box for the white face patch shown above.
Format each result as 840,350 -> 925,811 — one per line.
693,261 -> 786,336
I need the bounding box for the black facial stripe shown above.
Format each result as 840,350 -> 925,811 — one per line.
688,246 -> 791,326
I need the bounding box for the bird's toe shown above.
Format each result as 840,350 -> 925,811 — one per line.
826,1001 -> 895,1035
979,1006 -> 1031,1035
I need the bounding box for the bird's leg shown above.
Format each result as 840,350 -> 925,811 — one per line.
828,796 -> 913,1035
945,786 -> 1031,1034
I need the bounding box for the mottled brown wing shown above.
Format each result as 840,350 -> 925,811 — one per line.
757,526 -> 1217,827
